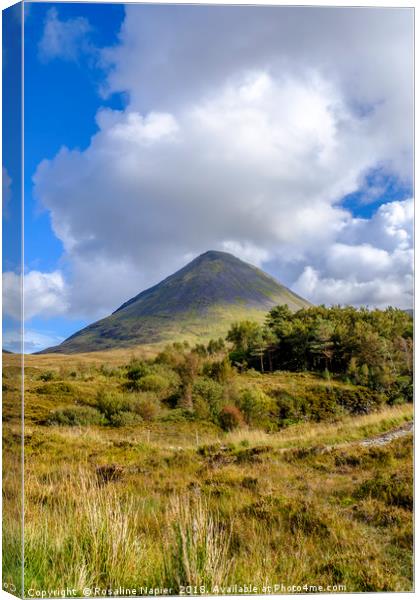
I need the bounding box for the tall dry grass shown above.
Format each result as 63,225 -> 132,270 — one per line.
223,403 -> 413,448
5,393 -> 412,595
24,468 -> 146,591
163,496 -> 232,589
22,468 -> 235,594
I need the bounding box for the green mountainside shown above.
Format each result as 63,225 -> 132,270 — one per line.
41,250 -> 310,354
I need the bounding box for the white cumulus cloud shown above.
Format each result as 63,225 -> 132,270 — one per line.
3,270 -> 68,320
293,199 -> 413,308
29,6 -> 413,319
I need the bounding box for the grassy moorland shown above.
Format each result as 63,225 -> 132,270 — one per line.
2,306 -> 414,595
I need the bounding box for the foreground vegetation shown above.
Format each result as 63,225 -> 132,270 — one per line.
2,306 -> 413,595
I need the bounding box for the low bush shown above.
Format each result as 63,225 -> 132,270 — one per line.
333,386 -> 385,415
192,377 -> 223,421
39,371 -> 56,382
36,382 -> 75,395
356,468 -> 413,510
132,395 -> 160,421
95,389 -> 162,426
203,357 -> 233,383
45,406 -> 103,426
99,364 -> 122,378
137,374 -> 168,393
124,360 -> 180,397
160,408 -> 196,423
219,405 -> 244,431
235,387 -> 276,429
282,499 -> 330,536
274,384 -> 385,426
276,393 -> 308,426
126,360 -> 150,382
95,390 -> 133,420
154,343 -> 188,369
304,386 -> 345,421
389,375 -> 413,404
352,499 -> 407,527
108,411 -> 143,427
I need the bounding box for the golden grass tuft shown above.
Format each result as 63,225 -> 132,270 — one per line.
163,495 -> 232,589
24,468 -> 146,591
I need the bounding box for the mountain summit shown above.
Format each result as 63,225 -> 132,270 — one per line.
42,251 -> 310,353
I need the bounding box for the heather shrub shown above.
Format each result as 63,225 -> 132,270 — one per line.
276,392 -> 309,426
274,384 -> 384,426
219,405 -> 244,431
334,386 -> 385,415
356,468 -> 413,510
281,499 -> 330,536
131,394 -> 161,421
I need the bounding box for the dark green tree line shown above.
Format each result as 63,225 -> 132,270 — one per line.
227,305 -> 413,402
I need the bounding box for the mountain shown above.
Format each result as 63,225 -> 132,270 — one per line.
40,250 -> 311,354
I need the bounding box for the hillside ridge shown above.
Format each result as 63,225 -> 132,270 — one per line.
40,250 -> 310,354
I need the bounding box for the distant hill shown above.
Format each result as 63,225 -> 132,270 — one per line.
40,250 -> 311,354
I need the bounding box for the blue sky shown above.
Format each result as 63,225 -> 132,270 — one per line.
2,2 -> 414,352
3,2 -> 22,349
23,2 -> 125,346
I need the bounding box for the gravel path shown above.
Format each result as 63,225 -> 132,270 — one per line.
358,421 -> 413,448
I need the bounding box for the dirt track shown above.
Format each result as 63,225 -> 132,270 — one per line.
358,421 -> 413,448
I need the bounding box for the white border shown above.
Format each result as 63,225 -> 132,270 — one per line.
0,1 -> 416,599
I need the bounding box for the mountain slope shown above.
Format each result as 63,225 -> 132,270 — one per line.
41,251 -> 310,353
